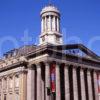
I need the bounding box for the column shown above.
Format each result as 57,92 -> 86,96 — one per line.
73,67 -> 78,100
80,68 -> 86,100
45,62 -> 50,100
41,66 -> 45,100
19,71 -> 27,100
36,64 -> 42,100
41,18 -> 43,32
87,70 -> 93,100
98,73 -> 100,100
48,16 -> 51,31
52,16 -> 56,31
56,64 -> 61,100
45,17 -> 47,32
57,17 -> 59,32
93,71 -> 99,100
64,65 -> 70,100
27,65 -> 35,100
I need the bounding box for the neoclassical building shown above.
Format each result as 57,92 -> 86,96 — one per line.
0,4 -> 100,100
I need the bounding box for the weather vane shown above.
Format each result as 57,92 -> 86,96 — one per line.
48,0 -> 52,6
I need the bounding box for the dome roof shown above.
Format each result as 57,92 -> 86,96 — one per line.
41,5 -> 60,15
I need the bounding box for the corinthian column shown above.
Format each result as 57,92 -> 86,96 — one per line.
87,70 -> 93,100
45,62 -> 50,100
64,65 -> 70,100
56,63 -> 61,100
80,68 -> 86,100
73,67 -> 78,100
93,71 -> 99,100
36,64 -> 42,100
27,65 -> 35,100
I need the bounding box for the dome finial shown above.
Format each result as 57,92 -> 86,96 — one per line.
48,0 -> 52,6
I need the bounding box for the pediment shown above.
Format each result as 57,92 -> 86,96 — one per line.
48,44 -> 100,60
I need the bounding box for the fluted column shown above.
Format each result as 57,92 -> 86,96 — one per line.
73,67 -> 78,100
57,17 -> 59,32
64,65 -> 70,100
45,62 -> 50,100
36,64 -> 42,100
27,65 -> 35,100
56,63 -> 61,100
87,70 -> 93,100
80,68 -> 86,100
93,71 -> 99,100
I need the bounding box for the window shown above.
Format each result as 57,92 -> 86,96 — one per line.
4,94 -> 6,100
15,75 -> 19,88
56,36 -> 60,42
42,36 -> 45,42
0,94 -> 1,100
15,93 -> 19,100
3,78 -> 7,89
9,77 -> 13,89
0,80 -> 2,89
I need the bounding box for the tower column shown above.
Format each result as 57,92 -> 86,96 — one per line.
36,64 -> 42,100
52,16 -> 56,31
87,70 -> 93,100
57,17 -> 59,32
56,63 -> 61,100
64,65 -> 70,100
41,18 -> 43,32
45,62 -> 50,100
48,15 -> 52,31
73,67 -> 78,100
80,68 -> 86,100
45,17 -> 47,32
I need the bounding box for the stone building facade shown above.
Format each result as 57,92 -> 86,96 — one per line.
0,5 -> 100,100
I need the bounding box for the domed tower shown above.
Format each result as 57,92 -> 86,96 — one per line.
39,5 -> 63,45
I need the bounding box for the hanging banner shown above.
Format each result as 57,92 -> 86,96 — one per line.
50,64 -> 56,93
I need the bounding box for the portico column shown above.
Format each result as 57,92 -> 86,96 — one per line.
27,65 -> 35,100
45,62 -> 50,100
73,67 -> 78,100
80,68 -> 86,100
56,63 -> 61,100
20,71 -> 27,100
93,71 -> 99,100
64,65 -> 70,100
36,64 -> 42,100
87,70 -> 93,100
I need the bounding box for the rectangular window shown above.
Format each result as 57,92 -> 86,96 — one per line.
4,94 -> 6,100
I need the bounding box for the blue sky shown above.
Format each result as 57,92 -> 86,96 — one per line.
0,0 -> 100,56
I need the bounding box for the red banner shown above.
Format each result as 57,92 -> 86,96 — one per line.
50,64 -> 56,93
